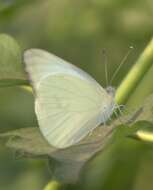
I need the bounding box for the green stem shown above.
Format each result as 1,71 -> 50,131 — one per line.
115,38 -> 153,108
0,79 -> 28,87
43,180 -> 63,190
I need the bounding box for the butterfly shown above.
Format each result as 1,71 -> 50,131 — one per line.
24,49 -> 117,149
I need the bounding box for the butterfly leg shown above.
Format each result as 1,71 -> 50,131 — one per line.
113,107 -> 125,124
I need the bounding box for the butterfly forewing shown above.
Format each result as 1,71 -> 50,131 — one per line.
24,49 -> 99,90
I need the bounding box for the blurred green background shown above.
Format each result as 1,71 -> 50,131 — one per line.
0,0 -> 153,190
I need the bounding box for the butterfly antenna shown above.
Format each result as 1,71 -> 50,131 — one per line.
110,46 -> 134,85
102,49 -> 109,87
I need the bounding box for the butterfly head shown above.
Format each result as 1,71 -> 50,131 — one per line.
106,86 -> 115,98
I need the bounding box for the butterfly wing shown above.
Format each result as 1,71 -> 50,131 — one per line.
24,49 -> 99,91
24,49 -> 114,148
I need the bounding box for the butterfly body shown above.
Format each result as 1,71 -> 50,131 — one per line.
24,49 -> 115,148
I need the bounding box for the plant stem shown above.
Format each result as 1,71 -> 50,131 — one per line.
115,38 -> 153,108
43,180 -> 63,190
21,85 -> 33,93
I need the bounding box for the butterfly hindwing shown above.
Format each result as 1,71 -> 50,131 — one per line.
35,74 -> 107,148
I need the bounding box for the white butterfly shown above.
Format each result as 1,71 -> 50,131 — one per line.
24,49 -> 116,149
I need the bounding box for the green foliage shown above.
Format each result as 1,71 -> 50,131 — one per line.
0,1 -> 153,190
0,125 -> 113,183
0,34 -> 27,86
1,33 -> 153,190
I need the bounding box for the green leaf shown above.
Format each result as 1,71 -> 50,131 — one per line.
0,33 -> 27,86
127,121 -> 153,143
0,125 -> 115,183
126,93 -> 153,124
83,123 -> 153,190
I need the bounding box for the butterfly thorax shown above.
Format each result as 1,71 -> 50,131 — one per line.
97,86 -> 116,124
